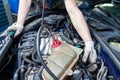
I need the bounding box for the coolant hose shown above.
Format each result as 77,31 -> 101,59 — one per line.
36,26 -> 59,80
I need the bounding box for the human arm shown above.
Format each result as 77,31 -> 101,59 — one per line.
16,0 -> 32,25
64,0 -> 92,42
64,0 -> 97,71
4,0 -> 32,37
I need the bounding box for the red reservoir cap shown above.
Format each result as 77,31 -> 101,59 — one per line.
52,39 -> 62,48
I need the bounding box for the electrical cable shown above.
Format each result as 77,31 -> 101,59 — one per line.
36,26 -> 59,80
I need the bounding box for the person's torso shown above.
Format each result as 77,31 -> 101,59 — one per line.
40,0 -> 65,10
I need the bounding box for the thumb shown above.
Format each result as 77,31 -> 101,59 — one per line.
14,30 -> 21,37
13,24 -> 24,37
1,30 -> 8,36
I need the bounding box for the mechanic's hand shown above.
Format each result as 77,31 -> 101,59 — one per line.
82,41 -> 97,72
4,23 -> 24,37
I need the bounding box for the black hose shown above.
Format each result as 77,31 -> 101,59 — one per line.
13,66 -> 26,80
61,34 -> 74,45
36,26 -> 59,80
13,69 -> 19,80
31,49 -> 41,64
23,57 -> 39,66
32,32 -> 50,64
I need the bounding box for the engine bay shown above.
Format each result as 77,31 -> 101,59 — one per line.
1,1 -> 120,79
5,14 -> 113,80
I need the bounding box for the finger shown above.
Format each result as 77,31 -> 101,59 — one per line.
89,49 -> 97,63
4,28 -> 10,35
1,30 -> 7,36
1,27 -> 12,36
82,49 -> 90,62
7,27 -> 16,33
88,49 -> 98,72
14,30 -> 20,37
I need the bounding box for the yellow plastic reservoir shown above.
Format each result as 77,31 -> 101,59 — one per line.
42,40 -> 82,80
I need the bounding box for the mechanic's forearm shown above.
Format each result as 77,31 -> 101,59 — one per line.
16,0 -> 32,25
65,1 -> 92,42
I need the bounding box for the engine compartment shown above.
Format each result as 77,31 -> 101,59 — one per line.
1,3 -> 120,79
4,14 -> 112,80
